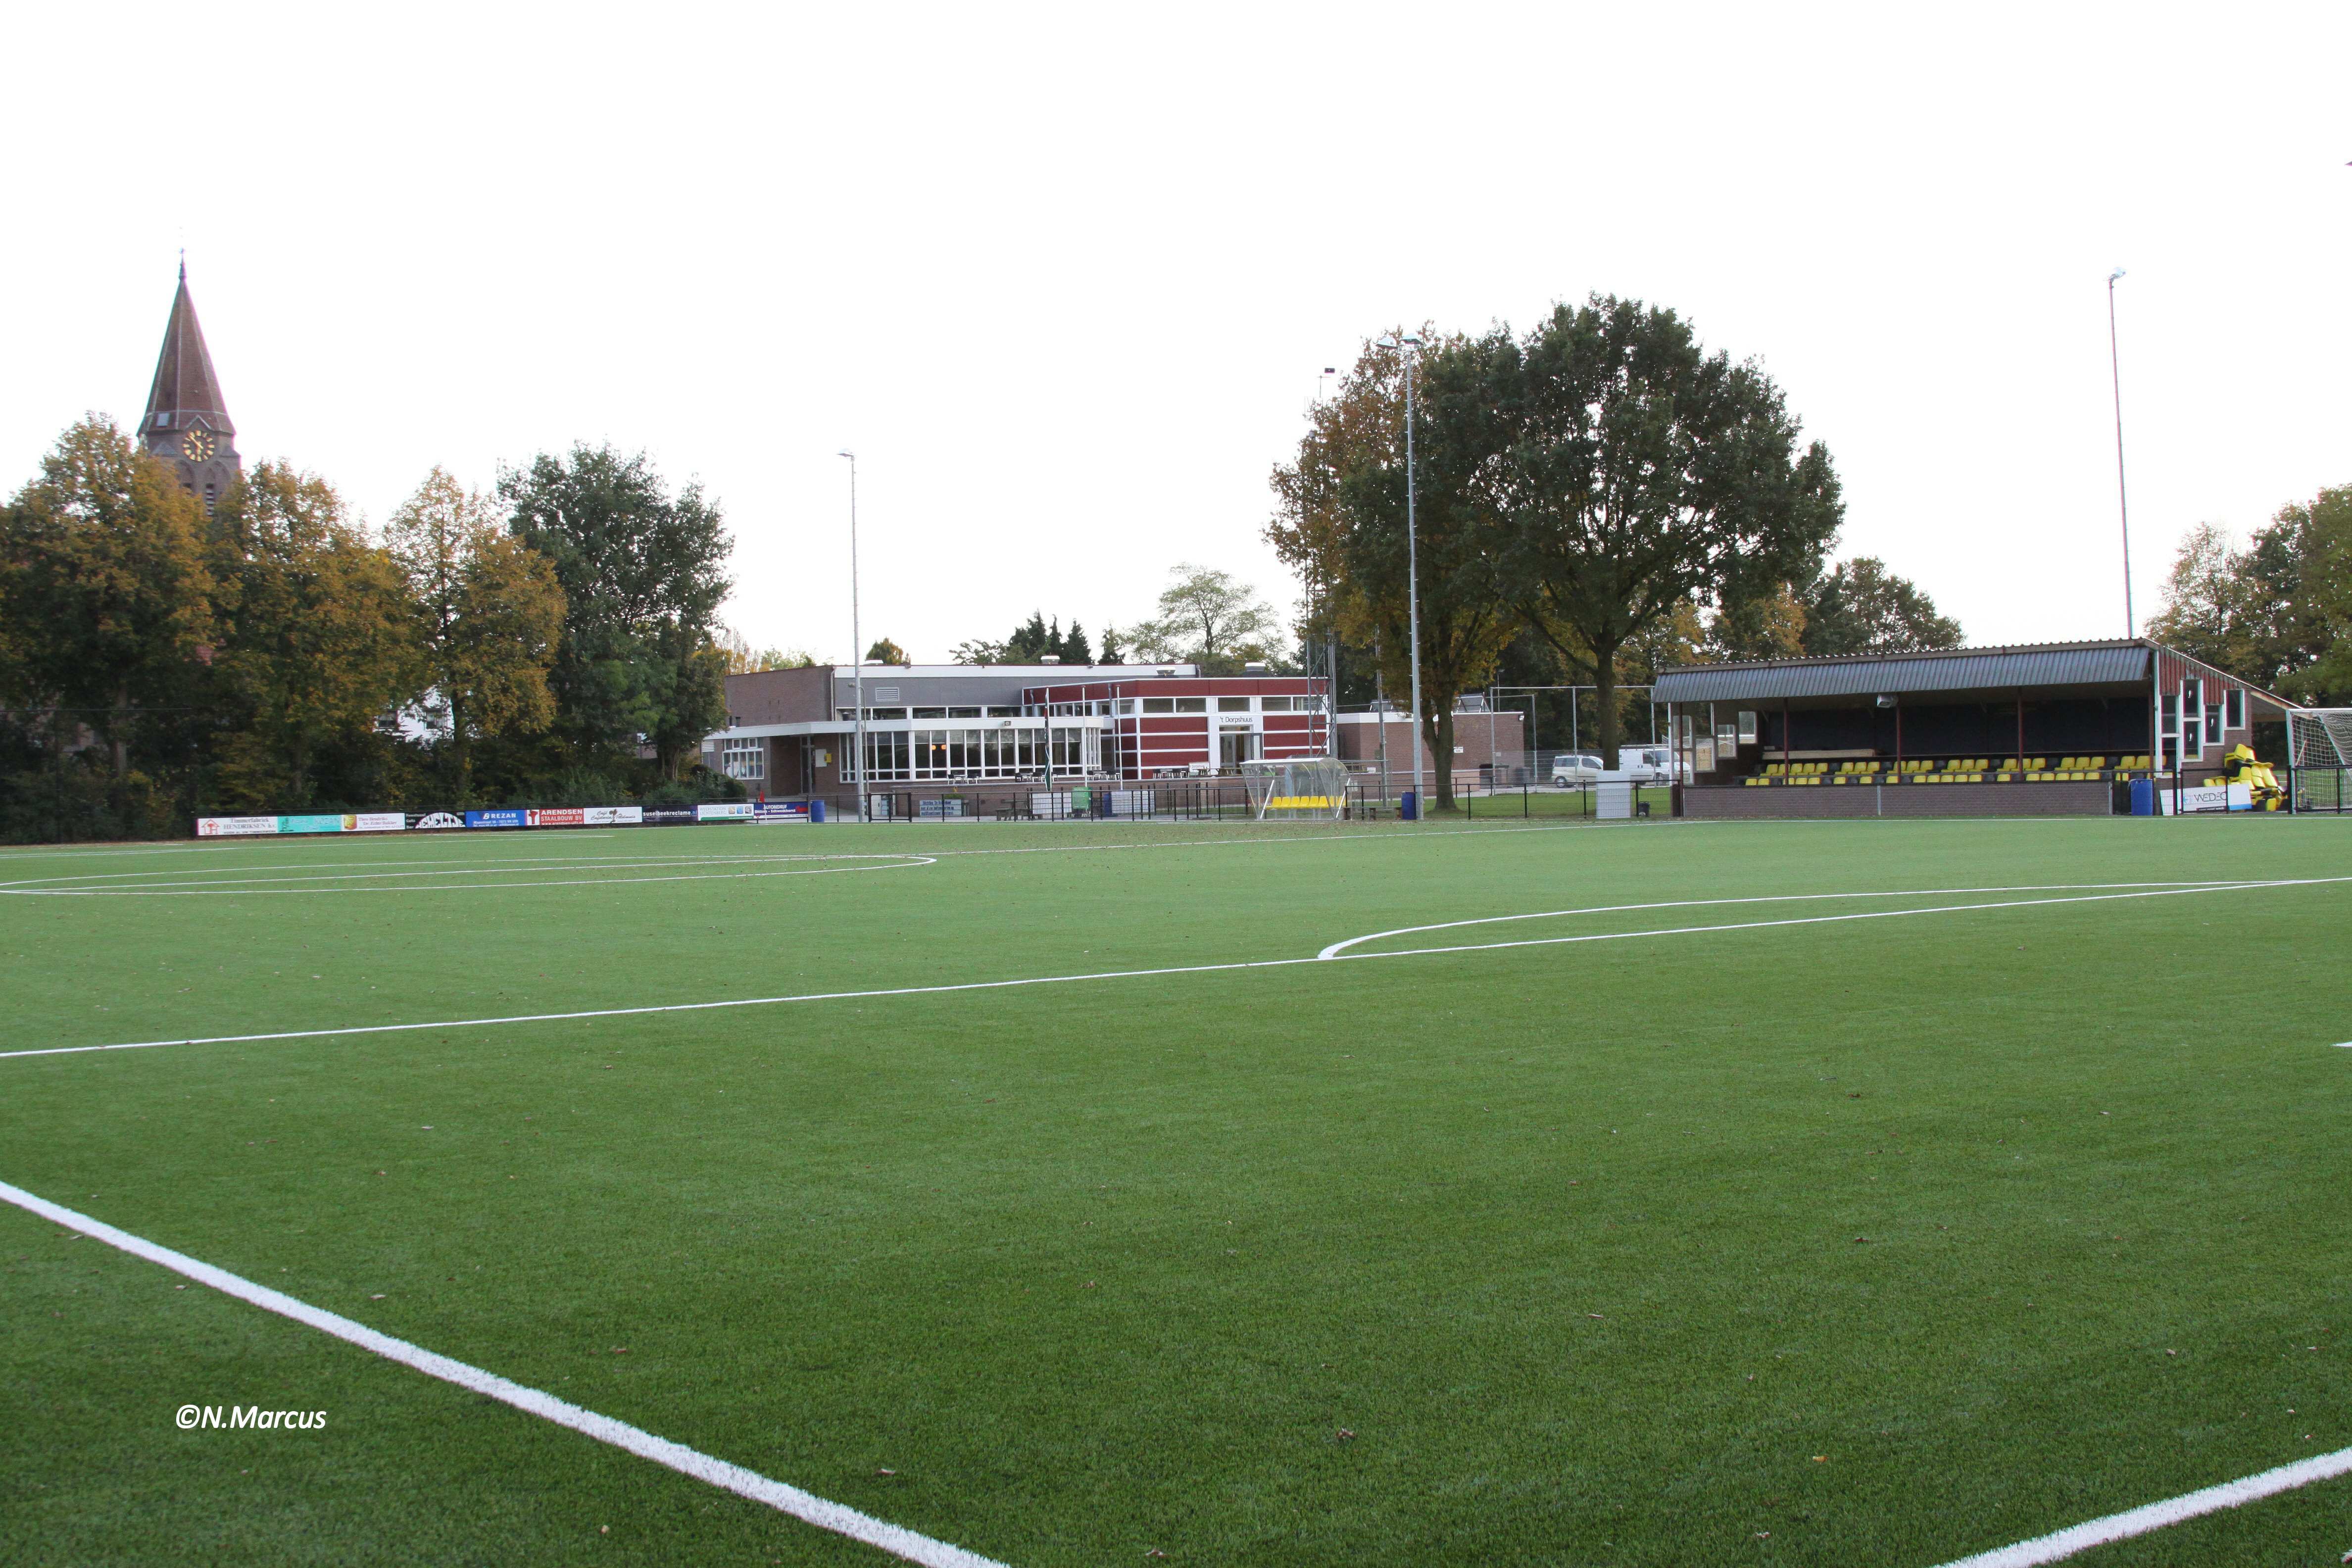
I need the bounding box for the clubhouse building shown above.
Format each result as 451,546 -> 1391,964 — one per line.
704,663 -> 1332,794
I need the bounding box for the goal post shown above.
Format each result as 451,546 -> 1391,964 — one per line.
1239,757 -> 1349,821
2288,709 -> 2352,813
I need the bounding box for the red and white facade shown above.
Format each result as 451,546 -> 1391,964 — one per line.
1029,674 -> 1331,778
703,663 -> 1331,791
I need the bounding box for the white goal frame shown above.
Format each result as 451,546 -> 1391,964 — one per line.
1238,756 -> 1349,821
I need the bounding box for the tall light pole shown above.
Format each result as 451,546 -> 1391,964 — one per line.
2106,270 -> 2134,637
838,450 -> 865,822
1377,333 -> 1426,813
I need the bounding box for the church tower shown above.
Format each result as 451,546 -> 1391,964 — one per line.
140,260 -> 241,513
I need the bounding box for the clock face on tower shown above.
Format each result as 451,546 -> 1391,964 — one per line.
181,429 -> 216,462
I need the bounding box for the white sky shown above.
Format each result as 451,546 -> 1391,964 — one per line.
4,3 -> 2346,661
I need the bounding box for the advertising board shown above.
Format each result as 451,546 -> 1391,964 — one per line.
465,809 -> 528,829
640,807 -> 697,826
527,807 -> 585,828
196,816 -> 281,837
351,813 -> 406,833
696,802 -> 755,822
412,811 -> 465,830
752,801 -> 811,824
582,805 -> 643,826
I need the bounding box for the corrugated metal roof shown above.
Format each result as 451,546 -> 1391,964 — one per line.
1653,641 -> 2153,704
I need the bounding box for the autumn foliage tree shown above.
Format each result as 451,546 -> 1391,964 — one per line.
208,462 -> 423,808
0,417 -> 214,783
387,466 -> 565,802
1270,332 -> 1522,806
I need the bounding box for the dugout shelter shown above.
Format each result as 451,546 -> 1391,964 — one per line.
1655,639 -> 2300,818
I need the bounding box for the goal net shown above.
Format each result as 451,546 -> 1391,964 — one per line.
2288,709 -> 2352,813
1240,757 -> 1349,821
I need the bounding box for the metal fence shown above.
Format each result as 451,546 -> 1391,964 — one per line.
784,769 -> 1679,824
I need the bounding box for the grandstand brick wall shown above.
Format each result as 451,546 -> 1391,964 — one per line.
1682,782 -> 2116,819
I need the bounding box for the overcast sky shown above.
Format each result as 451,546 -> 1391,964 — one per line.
5,3 -> 2346,663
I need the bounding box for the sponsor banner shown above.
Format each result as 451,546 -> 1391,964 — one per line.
411,811 -> 465,830
351,812 -> 406,833
2160,781 -> 2253,815
527,807 -> 585,828
640,807 -> 697,826
196,816 -> 280,838
752,801 -> 811,823
279,815 -> 348,835
582,805 -> 642,827
465,809 -> 528,830
696,802 -> 755,822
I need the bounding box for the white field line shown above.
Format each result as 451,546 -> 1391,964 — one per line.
13,879 -> 2343,1064
0,850 -> 924,889
0,855 -> 938,896
1314,882 -> 2262,960
0,818 -> 1599,888
1927,1446 -> 2352,1567
0,1180 -> 1005,1568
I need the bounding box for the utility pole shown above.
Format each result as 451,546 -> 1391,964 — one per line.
839,451 -> 864,821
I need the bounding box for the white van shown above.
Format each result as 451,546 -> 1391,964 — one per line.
1614,746 -> 1673,784
1550,753 -> 1605,785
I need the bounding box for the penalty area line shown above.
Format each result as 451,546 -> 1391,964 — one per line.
1927,1446 -> 2352,1567
0,1179 -> 1008,1568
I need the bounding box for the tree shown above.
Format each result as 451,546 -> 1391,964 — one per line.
1797,557 -> 1962,656
865,637 -> 908,665
209,462 -> 423,807
1125,565 -> 1281,674
386,467 -> 566,802
499,444 -> 732,778
2290,486 -> 2352,704
1271,332 -> 1522,805
0,417 -> 214,781
952,613 -> 1093,665
1710,582 -> 1811,662
715,627 -> 818,674
1494,297 -> 1843,768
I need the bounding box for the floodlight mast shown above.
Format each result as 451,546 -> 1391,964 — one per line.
2106,270 -> 2134,637
839,450 -> 864,823
1378,332 -> 1426,816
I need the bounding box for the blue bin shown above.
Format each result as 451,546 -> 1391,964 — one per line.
1400,790 -> 1419,822
2128,777 -> 2154,817
808,798 -> 827,823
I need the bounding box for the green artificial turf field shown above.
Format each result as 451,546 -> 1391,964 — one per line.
3,815 -> 2349,1567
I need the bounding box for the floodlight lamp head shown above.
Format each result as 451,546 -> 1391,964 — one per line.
1400,333 -> 1424,347
837,449 -> 855,460
1375,334 -> 1398,349
2108,268 -> 2126,283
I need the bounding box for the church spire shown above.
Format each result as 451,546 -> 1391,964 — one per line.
140,261 -> 242,510
142,260 -> 235,439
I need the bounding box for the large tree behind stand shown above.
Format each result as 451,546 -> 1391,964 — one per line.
1496,297 -> 1842,767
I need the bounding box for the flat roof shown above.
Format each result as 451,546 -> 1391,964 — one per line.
1654,640 -> 2157,704
833,663 -> 1197,680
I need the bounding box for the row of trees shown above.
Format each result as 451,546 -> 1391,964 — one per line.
2145,485 -> 2351,706
1270,295 -> 1960,802
0,418 -> 736,841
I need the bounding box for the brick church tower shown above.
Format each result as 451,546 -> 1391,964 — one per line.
140,259 -> 241,513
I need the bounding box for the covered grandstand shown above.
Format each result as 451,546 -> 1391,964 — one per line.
1654,639 -> 2301,818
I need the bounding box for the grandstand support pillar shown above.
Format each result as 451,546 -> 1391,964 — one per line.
2016,692 -> 2025,770
1894,697 -> 1904,772
1782,698 -> 1790,767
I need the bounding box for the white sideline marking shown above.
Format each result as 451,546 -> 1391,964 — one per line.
1928,1447 -> 2352,1567
0,1178 -> 1007,1568
14,878 -> 2345,1063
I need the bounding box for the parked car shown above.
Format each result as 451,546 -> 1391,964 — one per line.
1550,753 -> 1606,785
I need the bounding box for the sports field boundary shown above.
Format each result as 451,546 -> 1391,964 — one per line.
0,1178 -> 1008,1568
12,876 -> 2345,1063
